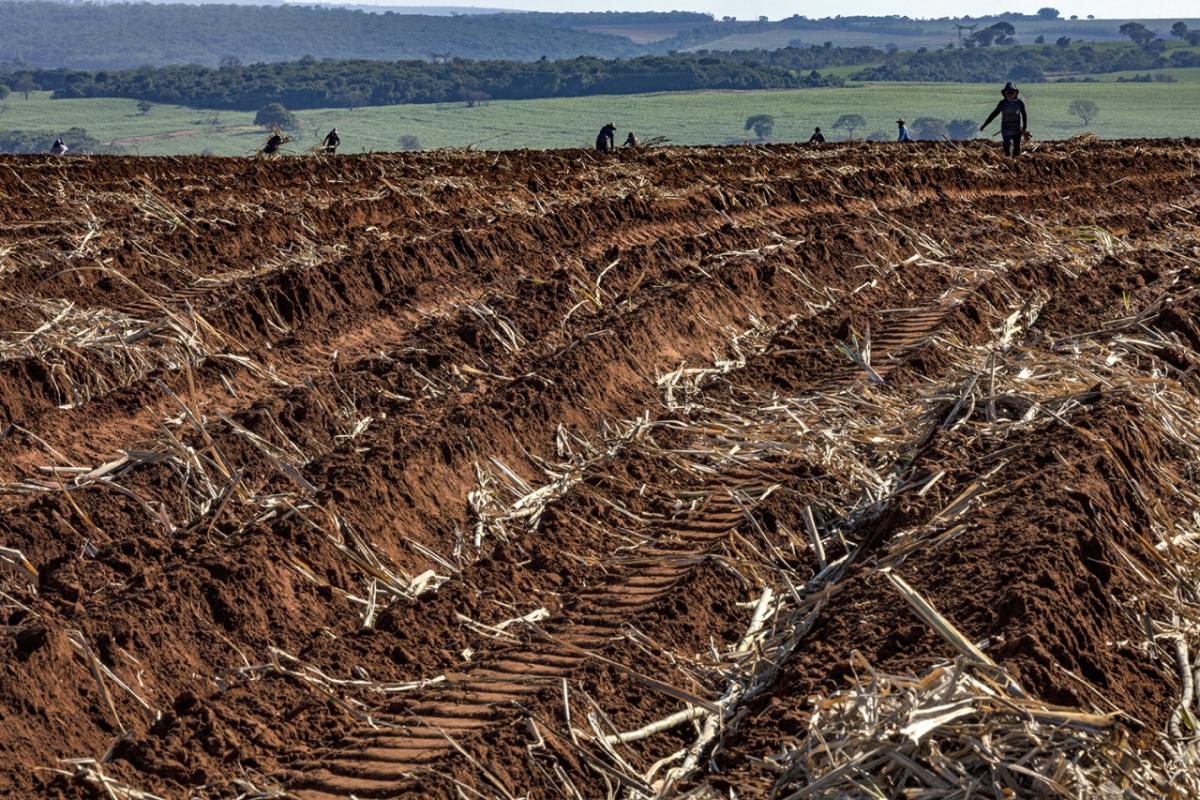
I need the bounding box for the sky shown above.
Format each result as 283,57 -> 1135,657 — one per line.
360,1 -> 1199,19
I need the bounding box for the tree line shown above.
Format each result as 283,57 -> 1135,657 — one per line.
850,41 -> 1200,82
10,55 -> 843,111
3,40 -> 1194,113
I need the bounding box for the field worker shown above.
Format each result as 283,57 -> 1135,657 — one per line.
896,119 -> 912,142
809,127 -> 825,143
50,136 -> 68,156
624,131 -> 639,148
596,122 -> 617,153
981,82 -> 1028,157
322,128 -> 340,154
263,132 -> 284,155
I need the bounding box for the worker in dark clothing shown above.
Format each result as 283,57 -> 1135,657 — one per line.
623,131 -> 639,148
981,82 -> 1028,157
50,137 -> 68,156
809,127 -> 825,143
596,123 -> 617,153
263,132 -> 284,155
322,128 -> 340,154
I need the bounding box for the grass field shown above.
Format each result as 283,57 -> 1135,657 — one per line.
2,79 -> 1197,155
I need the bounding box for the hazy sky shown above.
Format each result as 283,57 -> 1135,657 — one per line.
383,2 -> 1198,19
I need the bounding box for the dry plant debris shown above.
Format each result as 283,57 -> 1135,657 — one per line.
0,141 -> 1197,799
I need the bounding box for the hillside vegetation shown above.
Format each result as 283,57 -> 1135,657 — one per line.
7,41 -> 1198,112
0,1 -> 644,68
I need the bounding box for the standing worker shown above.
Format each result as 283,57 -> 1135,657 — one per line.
896,119 -> 912,142
981,82 -> 1028,157
50,136 -> 68,156
809,127 -> 825,143
596,122 -> 617,153
322,128 -> 340,154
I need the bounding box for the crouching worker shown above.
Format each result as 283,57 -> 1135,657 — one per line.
596,122 -> 617,153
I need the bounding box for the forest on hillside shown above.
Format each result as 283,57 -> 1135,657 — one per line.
9,55 -> 842,110
5,40 -> 1198,113
0,1 -> 645,69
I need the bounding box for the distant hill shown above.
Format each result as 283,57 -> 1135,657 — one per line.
660,15 -> 1200,53
284,4 -> 521,14
491,10 -> 713,44
0,1 -> 644,69
2,3 -> 1197,73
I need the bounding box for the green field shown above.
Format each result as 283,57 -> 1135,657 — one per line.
2,79 -> 1197,155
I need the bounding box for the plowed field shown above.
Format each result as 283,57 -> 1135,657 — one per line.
1,142 -> 1199,799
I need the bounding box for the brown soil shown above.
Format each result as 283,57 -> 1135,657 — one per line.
0,140 -> 1198,799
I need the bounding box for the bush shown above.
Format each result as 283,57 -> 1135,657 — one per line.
254,102 -> 297,130
947,119 -> 978,140
744,113 -> 775,141
912,117 -> 948,140
1007,64 -> 1044,83
398,134 -> 421,151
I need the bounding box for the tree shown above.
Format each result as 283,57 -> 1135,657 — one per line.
744,114 -> 775,142
1035,35 -> 1045,44
136,99 -> 152,115
866,130 -> 890,142
971,22 -> 1016,47
1144,39 -> 1167,56
398,134 -> 421,151
947,119 -> 978,140
1171,22 -> 1189,40
832,113 -> 866,139
14,75 -> 34,100
1068,98 -> 1099,126
1036,7 -> 1060,19
0,85 -> 9,103
1055,36 -> 1072,48
254,102 -> 297,130
1119,22 -> 1155,46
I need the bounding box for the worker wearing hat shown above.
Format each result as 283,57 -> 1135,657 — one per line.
981,82 -> 1028,157
896,119 -> 912,142
596,122 -> 617,153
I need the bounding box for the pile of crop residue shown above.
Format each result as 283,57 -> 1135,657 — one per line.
0,141 -> 1198,799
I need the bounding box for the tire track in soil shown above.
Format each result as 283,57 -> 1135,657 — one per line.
280,273 -> 1003,798
287,176 -> 1200,797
